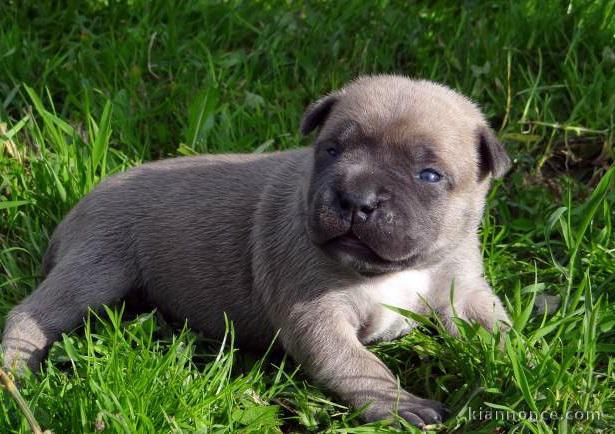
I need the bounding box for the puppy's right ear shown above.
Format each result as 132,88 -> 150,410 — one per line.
300,94 -> 338,136
477,126 -> 511,180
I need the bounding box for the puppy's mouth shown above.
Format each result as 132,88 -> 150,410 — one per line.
323,232 -> 388,263
318,229 -> 423,274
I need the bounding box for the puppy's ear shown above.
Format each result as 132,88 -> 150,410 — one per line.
300,94 -> 338,136
477,126 -> 511,180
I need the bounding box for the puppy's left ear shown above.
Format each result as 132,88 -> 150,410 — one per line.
300,94 -> 338,136
477,126 -> 511,180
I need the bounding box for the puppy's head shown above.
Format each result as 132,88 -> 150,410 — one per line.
302,75 -> 510,275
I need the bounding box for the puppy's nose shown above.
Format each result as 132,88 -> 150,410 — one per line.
337,190 -> 379,222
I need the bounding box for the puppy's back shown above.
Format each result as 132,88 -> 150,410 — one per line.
42,149 -> 307,345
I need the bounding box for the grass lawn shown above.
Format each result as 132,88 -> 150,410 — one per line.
0,0 -> 614,432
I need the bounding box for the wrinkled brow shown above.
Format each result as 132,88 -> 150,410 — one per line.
337,120 -> 360,142
320,119 -> 362,143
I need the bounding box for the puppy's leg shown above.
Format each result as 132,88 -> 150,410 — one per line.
2,252 -> 135,373
280,303 -> 447,428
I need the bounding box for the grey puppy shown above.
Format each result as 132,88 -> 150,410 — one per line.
2,75 -> 510,428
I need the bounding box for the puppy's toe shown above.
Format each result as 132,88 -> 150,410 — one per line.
404,398 -> 449,426
359,396 -> 449,428
398,409 -> 427,429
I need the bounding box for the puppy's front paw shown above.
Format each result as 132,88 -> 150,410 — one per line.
362,395 -> 449,429
399,398 -> 449,429
446,287 -> 510,337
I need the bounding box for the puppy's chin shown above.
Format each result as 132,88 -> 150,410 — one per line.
318,233 -> 418,276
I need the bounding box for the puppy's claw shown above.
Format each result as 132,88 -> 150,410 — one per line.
399,410 -> 426,429
399,398 -> 448,429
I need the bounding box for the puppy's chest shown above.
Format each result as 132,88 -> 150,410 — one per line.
357,270 -> 431,344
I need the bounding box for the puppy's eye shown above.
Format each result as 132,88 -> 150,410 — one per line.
326,147 -> 338,158
418,168 -> 442,183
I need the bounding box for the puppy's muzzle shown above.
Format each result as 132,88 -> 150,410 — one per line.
335,188 -> 391,224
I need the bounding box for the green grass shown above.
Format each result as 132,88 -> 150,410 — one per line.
1,0 -> 614,432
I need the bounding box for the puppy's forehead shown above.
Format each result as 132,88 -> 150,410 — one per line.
320,76 -> 486,178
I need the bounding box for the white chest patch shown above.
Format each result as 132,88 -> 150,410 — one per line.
358,269 -> 431,344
